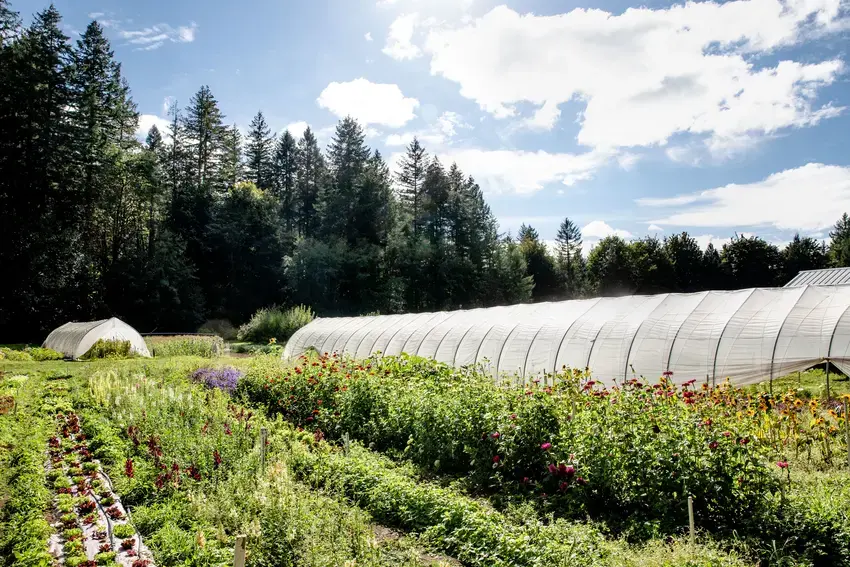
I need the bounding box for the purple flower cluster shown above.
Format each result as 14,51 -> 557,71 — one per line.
191,367 -> 242,394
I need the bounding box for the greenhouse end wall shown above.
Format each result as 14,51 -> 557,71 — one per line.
283,286 -> 850,386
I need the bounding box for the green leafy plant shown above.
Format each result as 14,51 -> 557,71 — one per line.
236,304 -> 314,343
82,339 -> 132,360
25,346 -> 64,361
95,551 -> 117,565
0,347 -> 33,361
112,523 -> 136,539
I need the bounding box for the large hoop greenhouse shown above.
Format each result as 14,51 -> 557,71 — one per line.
283,286 -> 850,385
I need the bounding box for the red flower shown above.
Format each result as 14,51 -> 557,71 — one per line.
776,461 -> 789,469
548,463 -> 557,474
575,476 -> 588,485
490,432 -> 500,439
722,431 -> 732,437
125,459 -> 134,479
709,441 -> 719,450
213,449 -> 222,470
492,455 -> 500,463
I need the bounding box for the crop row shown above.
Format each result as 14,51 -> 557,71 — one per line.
238,353 -> 850,565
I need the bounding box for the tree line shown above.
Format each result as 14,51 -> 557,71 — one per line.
1,2 -> 849,342
519,218 -> 850,302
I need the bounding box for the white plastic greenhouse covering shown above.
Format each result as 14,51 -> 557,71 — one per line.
283,286 -> 850,386
43,317 -> 151,360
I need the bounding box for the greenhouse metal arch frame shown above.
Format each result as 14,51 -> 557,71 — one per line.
283,286 -> 850,386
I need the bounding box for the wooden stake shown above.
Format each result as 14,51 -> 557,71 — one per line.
234,535 -> 246,567
260,428 -> 268,471
688,496 -> 695,545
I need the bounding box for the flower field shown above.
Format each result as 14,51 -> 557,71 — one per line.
1,353 -> 848,567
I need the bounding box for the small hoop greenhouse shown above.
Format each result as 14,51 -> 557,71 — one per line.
43,317 -> 151,359
283,286 -> 850,385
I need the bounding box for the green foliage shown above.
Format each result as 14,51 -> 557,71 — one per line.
25,347 -> 63,361
237,305 -> 315,343
240,355 -> 776,535
111,523 -> 136,539
0,347 -> 32,361
0,372 -> 56,567
81,339 -> 131,359
145,335 -> 224,358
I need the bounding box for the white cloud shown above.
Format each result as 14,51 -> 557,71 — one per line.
423,2 -> 846,149
385,110 -> 469,148
640,163 -> 850,233
116,21 -> 198,51
648,224 -> 664,232
693,234 -> 733,251
582,220 -> 633,240
137,114 -> 170,140
317,78 -> 419,127
425,148 -> 614,194
383,13 -> 422,60
365,32 -> 373,41
285,121 -> 310,138
88,12 -> 104,18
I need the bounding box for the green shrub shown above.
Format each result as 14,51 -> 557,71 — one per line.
236,304 -> 314,343
145,335 -> 224,358
0,347 -> 33,361
197,319 -> 237,341
81,339 -> 131,359
25,347 -> 64,361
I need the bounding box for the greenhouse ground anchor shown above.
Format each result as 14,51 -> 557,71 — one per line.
687,496 -> 695,546
234,534 -> 247,567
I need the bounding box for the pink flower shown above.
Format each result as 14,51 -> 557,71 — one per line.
722,431 -> 732,438
541,442 -> 552,451
490,432 -> 500,439
776,461 -> 789,469
548,463 -> 557,474
709,441 -> 718,450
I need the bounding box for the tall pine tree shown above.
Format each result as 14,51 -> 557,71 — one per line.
245,111 -> 274,190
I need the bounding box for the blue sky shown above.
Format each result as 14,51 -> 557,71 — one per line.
15,0 -> 850,253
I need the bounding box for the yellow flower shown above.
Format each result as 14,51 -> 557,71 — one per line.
269,337 -> 277,344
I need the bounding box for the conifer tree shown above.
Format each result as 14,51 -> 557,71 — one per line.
220,124 -> 243,189
272,130 -> 298,234
295,127 -> 325,239
245,111 -> 274,190
396,137 -> 428,236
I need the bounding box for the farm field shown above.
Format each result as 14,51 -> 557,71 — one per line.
1,351 -> 849,567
